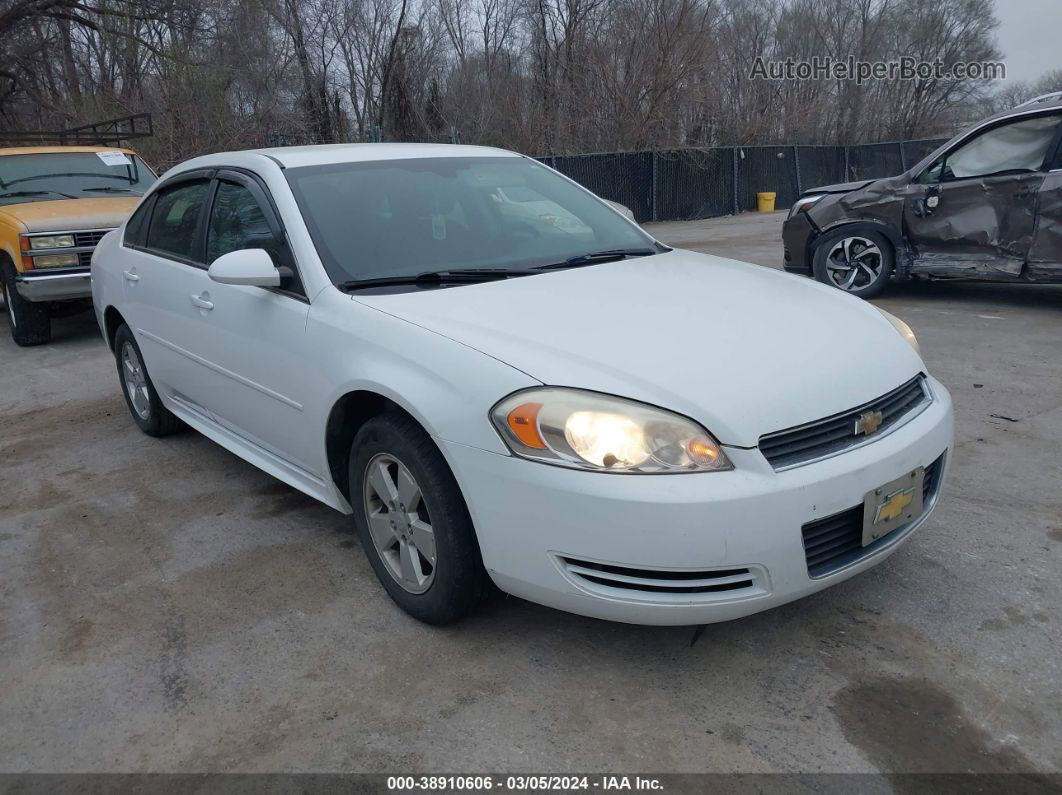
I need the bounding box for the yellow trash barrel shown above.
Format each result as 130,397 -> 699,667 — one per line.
757,192 -> 777,212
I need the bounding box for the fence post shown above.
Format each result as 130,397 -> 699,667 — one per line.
843,145 -> 850,180
732,147 -> 740,216
898,139 -> 907,172
650,151 -> 658,223
793,145 -> 802,196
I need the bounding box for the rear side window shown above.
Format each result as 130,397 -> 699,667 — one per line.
146,180 -> 210,260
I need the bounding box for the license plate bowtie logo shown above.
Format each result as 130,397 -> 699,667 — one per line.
875,487 -> 915,523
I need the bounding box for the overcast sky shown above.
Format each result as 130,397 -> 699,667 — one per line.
994,0 -> 1062,84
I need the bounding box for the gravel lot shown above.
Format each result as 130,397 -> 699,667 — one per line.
1,211 -> 1060,775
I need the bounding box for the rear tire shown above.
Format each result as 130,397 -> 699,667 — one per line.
1,257 -> 51,346
812,227 -> 894,299
349,412 -> 490,624
113,324 -> 183,437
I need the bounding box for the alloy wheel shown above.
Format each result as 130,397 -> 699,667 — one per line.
121,341 -> 152,420
825,236 -> 883,291
362,453 -> 437,594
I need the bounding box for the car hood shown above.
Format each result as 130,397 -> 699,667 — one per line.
0,196 -> 139,232
354,249 -> 925,447
804,179 -> 878,195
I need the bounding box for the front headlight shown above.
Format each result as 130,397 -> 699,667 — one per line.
30,234 -> 75,250
876,308 -> 920,355
788,194 -> 824,218
491,388 -> 732,473
32,254 -> 80,268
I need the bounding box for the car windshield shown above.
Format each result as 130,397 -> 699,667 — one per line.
284,156 -> 660,284
0,151 -> 156,206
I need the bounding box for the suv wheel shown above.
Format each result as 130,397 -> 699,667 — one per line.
113,324 -> 183,437
812,228 -> 894,299
1,257 -> 51,346
349,412 -> 491,624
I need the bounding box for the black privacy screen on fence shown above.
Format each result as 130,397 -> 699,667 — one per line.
538,138 -> 947,224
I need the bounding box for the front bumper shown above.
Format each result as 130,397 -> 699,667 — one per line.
15,269 -> 92,302
442,377 -> 953,625
781,211 -> 816,275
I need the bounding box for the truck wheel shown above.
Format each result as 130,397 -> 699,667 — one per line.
349,412 -> 491,624
1,257 -> 51,346
812,228 -> 894,299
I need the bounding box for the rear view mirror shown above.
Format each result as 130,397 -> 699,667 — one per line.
208,249 -> 280,287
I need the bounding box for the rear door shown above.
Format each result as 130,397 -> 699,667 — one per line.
904,112 -> 1061,278
123,173 -> 214,398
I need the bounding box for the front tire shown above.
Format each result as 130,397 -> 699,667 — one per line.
812,227 -> 894,299
1,257 -> 51,346
349,412 -> 490,624
113,324 -> 183,437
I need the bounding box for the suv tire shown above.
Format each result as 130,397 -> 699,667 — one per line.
812,227 -> 894,299
1,256 -> 51,346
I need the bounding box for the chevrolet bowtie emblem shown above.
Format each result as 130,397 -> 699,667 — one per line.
875,487 -> 915,524
854,409 -> 884,436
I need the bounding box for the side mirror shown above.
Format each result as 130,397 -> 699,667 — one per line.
208,249 -> 280,287
604,200 -> 637,222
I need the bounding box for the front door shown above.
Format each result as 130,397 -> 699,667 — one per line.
903,112 -> 1061,278
185,173 -> 317,473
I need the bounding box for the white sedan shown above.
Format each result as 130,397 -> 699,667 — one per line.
91,144 -> 953,625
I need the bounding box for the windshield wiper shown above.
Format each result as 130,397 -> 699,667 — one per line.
82,186 -> 138,193
337,268 -> 539,292
536,247 -> 659,270
0,189 -> 78,199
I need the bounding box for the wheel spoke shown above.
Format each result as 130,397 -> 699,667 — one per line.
840,267 -> 860,289
399,541 -> 425,586
396,466 -> 420,510
368,460 -> 399,503
409,519 -> 435,564
367,510 -> 398,551
852,244 -> 880,261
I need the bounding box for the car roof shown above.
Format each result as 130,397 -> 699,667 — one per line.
0,145 -> 138,156
978,97 -> 1062,126
169,143 -> 523,175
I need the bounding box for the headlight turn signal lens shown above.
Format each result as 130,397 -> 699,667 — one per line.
32,254 -> 80,268
493,388 -> 732,473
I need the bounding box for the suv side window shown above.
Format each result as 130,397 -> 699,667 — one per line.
145,180 -> 210,261
921,114 -> 1061,183
207,181 -> 284,265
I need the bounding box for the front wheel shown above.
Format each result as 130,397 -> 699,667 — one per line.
349,412 -> 490,624
1,257 -> 51,346
812,228 -> 894,299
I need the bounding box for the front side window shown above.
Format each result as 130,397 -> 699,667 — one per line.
207,181 -> 283,265
285,156 -> 658,284
920,114 -> 1061,183
0,152 -> 156,206
145,180 -> 210,261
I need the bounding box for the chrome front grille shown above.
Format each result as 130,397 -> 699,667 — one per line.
759,376 -> 929,470
558,556 -> 766,603
74,229 -> 111,247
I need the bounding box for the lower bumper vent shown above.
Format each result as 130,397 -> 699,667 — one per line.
558,556 -> 764,602
801,453 -> 945,578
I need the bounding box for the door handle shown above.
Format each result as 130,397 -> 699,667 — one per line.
189,294 -> 214,311
123,270 -> 139,282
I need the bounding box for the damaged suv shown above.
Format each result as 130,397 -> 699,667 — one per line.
783,96 -> 1062,298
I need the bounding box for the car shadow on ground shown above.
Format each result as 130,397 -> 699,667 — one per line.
881,279 -> 1062,310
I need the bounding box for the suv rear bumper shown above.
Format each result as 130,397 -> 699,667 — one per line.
15,270 -> 92,302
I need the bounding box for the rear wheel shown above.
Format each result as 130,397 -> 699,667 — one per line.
113,324 -> 183,437
812,228 -> 894,299
349,412 -> 490,624
1,257 -> 51,346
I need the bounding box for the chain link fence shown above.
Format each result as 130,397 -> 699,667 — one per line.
537,138 -> 948,223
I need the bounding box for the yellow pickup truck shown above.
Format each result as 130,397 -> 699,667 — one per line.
0,145 -> 156,346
